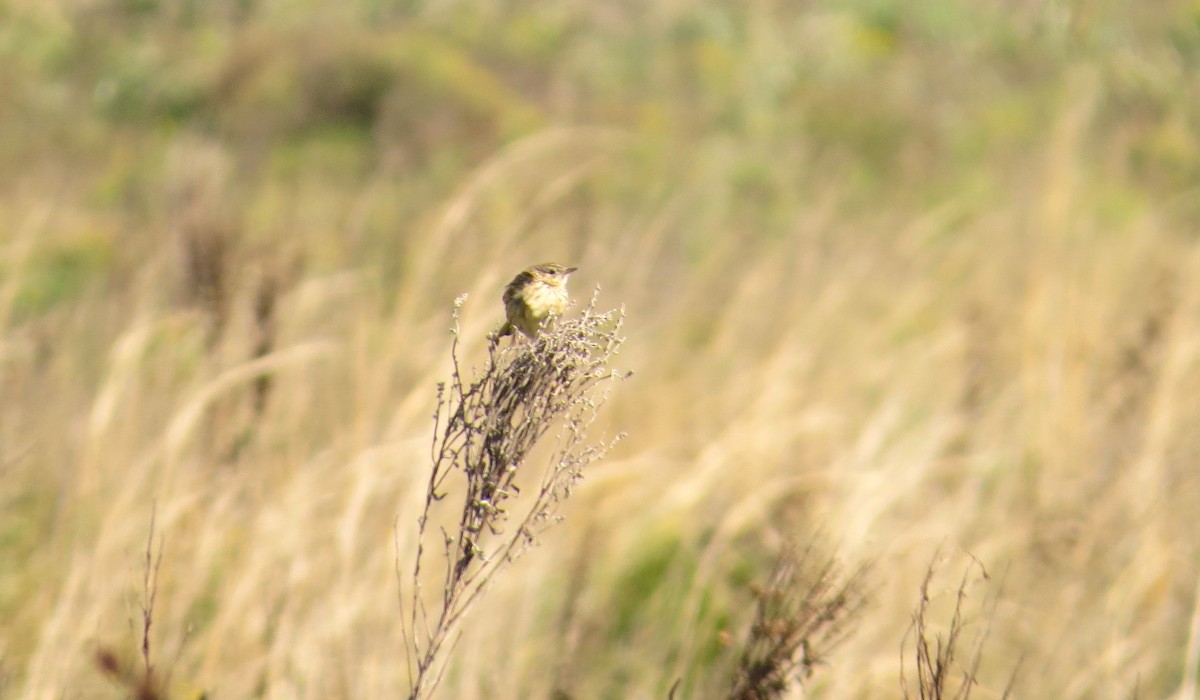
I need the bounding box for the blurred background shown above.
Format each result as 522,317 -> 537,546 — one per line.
3,0 -> 1200,697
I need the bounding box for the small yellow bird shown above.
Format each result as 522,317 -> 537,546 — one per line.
496,263 -> 578,339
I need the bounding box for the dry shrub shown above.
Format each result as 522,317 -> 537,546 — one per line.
93,507 -> 181,700
165,138 -> 238,344
901,553 -> 1017,700
727,542 -> 870,700
248,251 -> 302,416
400,290 -> 628,700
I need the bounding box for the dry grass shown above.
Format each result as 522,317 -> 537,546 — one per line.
3,1 -> 1200,699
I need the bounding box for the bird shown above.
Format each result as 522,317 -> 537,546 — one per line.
495,263 -> 578,339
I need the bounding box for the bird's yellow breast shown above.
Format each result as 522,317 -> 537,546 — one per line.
507,282 -> 569,336
522,283 -> 569,317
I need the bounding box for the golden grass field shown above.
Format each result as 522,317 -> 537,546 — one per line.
3,1 -> 1200,698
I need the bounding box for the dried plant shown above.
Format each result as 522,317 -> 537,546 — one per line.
900,553 -> 1017,700
94,506 -> 169,700
94,647 -> 164,700
727,542 -> 870,700
166,139 -> 238,344
248,253 -> 301,417
399,289 -> 628,700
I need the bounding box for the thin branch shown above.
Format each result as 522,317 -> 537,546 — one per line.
901,551 -> 1016,700
141,502 -> 164,679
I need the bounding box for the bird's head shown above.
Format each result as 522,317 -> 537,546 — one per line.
530,263 -> 577,287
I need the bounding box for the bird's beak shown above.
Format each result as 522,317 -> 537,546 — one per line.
564,266 -> 578,274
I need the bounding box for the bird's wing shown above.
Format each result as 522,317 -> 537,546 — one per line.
502,271 -> 534,305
